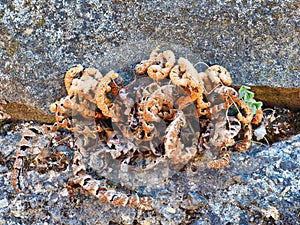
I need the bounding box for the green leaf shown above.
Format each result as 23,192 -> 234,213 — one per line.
238,85 -> 251,99
246,98 -> 256,108
238,85 -> 263,115
250,101 -> 263,114
239,85 -> 251,92
252,101 -> 263,109
244,91 -> 255,101
252,102 -> 262,109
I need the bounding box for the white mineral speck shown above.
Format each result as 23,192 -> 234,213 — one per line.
0,198 -> 9,208
60,188 -> 69,197
23,28 -> 34,35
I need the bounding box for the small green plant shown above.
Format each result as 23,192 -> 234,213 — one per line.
239,85 -> 263,115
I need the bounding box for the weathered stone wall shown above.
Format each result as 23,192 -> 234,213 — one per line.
0,0 -> 299,121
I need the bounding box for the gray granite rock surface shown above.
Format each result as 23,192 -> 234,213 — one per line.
0,2 -> 299,223
0,124 -> 299,224
0,0 -> 299,121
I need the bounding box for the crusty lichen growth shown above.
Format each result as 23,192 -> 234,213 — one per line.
12,47 -> 264,210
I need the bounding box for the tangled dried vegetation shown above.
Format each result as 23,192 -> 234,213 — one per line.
11,47 -> 265,210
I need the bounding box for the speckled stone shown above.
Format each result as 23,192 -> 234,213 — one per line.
0,198 -> 9,209
0,0 -> 299,122
1,122 -> 300,224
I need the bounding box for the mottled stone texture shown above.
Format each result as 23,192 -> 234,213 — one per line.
0,0 -> 299,120
1,128 -> 300,224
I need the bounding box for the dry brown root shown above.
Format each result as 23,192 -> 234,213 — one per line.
163,111 -> 197,164
147,50 -> 176,80
235,123 -> 253,152
214,85 -> 238,103
205,65 -> 232,86
81,67 -> 103,81
214,87 -> 253,125
170,57 -> 197,87
236,99 -> 254,124
124,83 -> 176,141
51,118 -> 73,132
71,152 -> 153,210
11,125 -> 52,191
69,69 -> 102,104
252,108 -> 263,125
95,71 -> 122,118
207,148 -> 231,169
170,57 -> 209,110
139,97 -> 161,123
141,84 -> 175,122
164,111 -> 185,157
64,64 -> 84,95
11,146 -> 29,191
50,96 -> 101,123
54,66 -> 104,121
211,116 -> 241,149
11,128 -> 38,191
49,96 -> 72,122
12,47 -> 267,212
198,119 -> 213,151
135,47 -> 160,74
